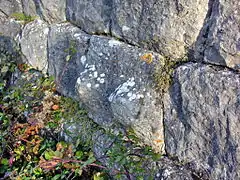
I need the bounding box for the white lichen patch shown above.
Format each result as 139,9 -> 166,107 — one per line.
73,33 -> 82,38
122,26 -> 130,32
88,65 -> 96,71
136,94 -> 144,99
108,77 -> 136,102
93,71 -> 98,78
86,83 -> 91,88
43,28 -> 49,35
95,84 -> 100,88
109,39 -> 122,47
127,92 -> 133,97
129,94 -> 137,101
81,56 -> 87,65
76,77 -> 81,84
99,78 -> 105,84
100,73 -> 105,77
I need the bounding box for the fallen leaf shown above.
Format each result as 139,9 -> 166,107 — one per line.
39,158 -> 61,170
51,104 -> 60,110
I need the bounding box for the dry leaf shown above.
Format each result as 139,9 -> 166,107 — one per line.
51,104 -> 60,110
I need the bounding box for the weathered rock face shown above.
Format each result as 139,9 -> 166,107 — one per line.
0,36 -> 21,64
48,23 -> 91,98
66,0 -> 208,59
195,0 -> 240,70
155,157 -> 195,180
22,0 -> 66,23
20,19 -> 49,73
2,0 -> 240,179
66,0 -> 111,34
48,22 -> 165,151
164,63 -> 240,179
0,0 -> 22,16
0,12 -> 21,38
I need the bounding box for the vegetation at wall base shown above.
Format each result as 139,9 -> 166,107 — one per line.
0,62 -> 162,179
0,63 -> 107,179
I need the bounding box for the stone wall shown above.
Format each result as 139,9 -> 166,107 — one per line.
0,0 -> 239,179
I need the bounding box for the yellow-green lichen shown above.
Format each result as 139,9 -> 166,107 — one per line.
154,56 -> 188,94
10,12 -> 36,24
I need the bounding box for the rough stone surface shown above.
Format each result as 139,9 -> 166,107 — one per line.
22,0 -> 66,23
21,0 -> 37,16
155,157 -> 195,180
48,23 -> 165,152
93,131 -> 196,180
164,63 -> 240,179
0,0 -> 22,16
75,36 -> 164,151
2,0 -> 240,179
0,12 -> 21,38
195,0 -> 240,70
66,0 -> 111,34
48,23 -> 91,98
66,0 -> 208,59
20,19 -> 49,73
0,36 -> 21,64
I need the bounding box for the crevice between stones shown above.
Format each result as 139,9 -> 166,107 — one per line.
0,8 -> 9,17
194,0 -> 217,61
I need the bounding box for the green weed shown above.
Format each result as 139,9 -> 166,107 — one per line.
10,13 -> 36,24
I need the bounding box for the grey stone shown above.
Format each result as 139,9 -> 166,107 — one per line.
66,0 -> 111,34
155,157 -> 194,180
48,23 -> 91,98
48,23 -> 165,152
21,0 -> 37,16
22,0 -> 66,23
20,19 -> 49,73
75,36 -> 165,152
92,130 -> 196,180
164,62 -> 240,179
0,0 -> 22,16
195,0 -> 240,70
0,36 -> 21,64
66,0 -> 208,59
0,12 -> 22,38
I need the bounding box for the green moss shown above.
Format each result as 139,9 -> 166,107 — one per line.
59,96 -> 100,147
10,12 -> 36,24
154,56 -> 188,94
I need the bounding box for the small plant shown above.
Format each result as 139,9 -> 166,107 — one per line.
64,40 -> 77,62
0,63 -> 105,179
10,13 -> 36,24
105,128 -> 162,179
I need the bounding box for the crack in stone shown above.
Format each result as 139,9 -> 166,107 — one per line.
0,8 -> 9,17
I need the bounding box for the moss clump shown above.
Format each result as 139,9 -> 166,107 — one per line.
154,56 -> 188,94
10,13 -> 36,24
